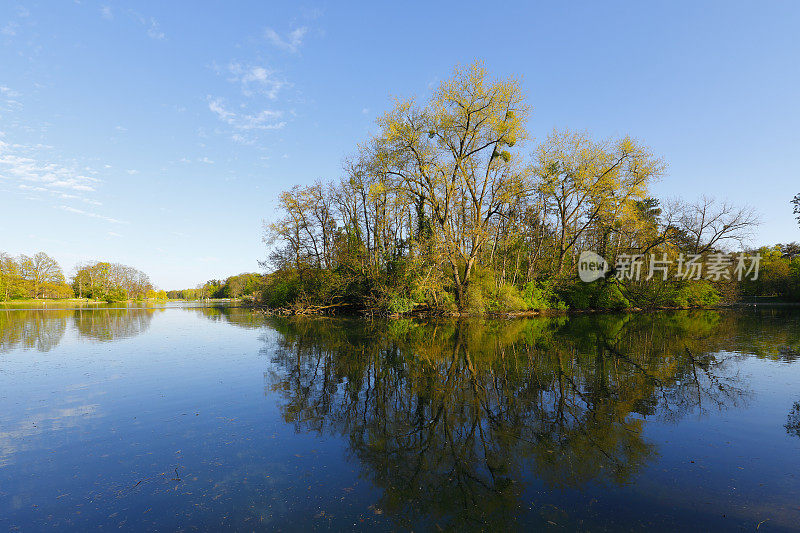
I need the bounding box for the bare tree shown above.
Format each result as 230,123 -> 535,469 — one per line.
667,196 -> 760,254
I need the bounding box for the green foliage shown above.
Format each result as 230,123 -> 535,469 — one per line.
739,246 -> 800,302
493,284 -> 528,311
463,285 -> 486,314
459,269 -> 528,314
670,281 -> 721,307
560,280 -> 630,310
522,281 -> 566,310
387,296 -> 415,315
104,287 -> 128,303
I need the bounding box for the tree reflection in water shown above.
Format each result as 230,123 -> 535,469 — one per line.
262,312 -> 759,529
0,308 -> 157,352
0,310 -> 70,352
72,308 -> 156,342
786,402 -> 800,438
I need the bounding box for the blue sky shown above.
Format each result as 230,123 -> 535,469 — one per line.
1,1 -> 798,289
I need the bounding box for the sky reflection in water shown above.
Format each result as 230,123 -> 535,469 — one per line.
0,306 -> 799,531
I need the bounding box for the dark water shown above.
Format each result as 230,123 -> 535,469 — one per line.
1,306 -> 799,531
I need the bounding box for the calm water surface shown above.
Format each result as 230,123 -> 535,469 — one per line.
1,306 -> 799,531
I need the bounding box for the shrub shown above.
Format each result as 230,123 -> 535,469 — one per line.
491,284 -> 528,312
104,287 -> 128,303
522,281 -> 566,310
463,285 -> 486,314
387,295 -> 416,315
672,281 -> 720,307
559,280 -> 629,310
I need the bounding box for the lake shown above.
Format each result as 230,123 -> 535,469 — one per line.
1,306 -> 799,531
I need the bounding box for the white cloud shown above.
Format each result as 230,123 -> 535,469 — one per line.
264,26 -> 308,53
1,22 -> 18,37
125,10 -> 165,40
58,193 -> 102,206
146,18 -> 164,40
0,86 -> 20,98
0,141 -> 100,193
101,6 -> 113,20
207,98 -> 285,131
231,134 -> 255,145
60,206 -> 124,225
126,169 -> 139,175
0,131 -> 117,226
199,157 -> 214,164
227,63 -> 285,99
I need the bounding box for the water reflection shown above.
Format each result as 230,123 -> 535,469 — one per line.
787,402 -> 800,438
0,310 -> 70,352
188,306 -> 267,329
262,312 -> 764,528
0,308 -> 157,352
72,308 -> 155,342
1,307 -> 799,529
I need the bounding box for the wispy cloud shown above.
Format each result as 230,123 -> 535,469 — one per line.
58,192 -> 102,206
0,87 -> 121,228
145,18 -> 165,40
231,134 -> 256,145
226,63 -> 285,99
208,98 -> 285,131
60,206 -> 124,225
106,9 -> 165,40
0,140 -> 100,193
264,27 -> 308,53
1,22 -> 19,37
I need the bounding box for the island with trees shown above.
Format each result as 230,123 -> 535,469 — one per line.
257,62 -> 800,315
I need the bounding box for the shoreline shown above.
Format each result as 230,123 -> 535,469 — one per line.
239,301 -> 800,319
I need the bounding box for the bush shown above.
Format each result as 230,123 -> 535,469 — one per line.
559,280 -> 629,310
595,282 -> 630,309
671,281 -> 720,307
463,285 -> 485,314
387,295 -> 416,314
104,287 -> 128,303
460,267 -> 528,313
522,281 -> 566,310
491,284 -> 528,311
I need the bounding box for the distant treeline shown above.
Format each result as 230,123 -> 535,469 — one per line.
167,272 -> 264,300
0,251 -> 162,302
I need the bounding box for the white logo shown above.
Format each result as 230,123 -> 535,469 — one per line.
578,251 -> 608,282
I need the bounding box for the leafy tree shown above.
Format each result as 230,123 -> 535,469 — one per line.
0,252 -> 25,300
792,193 -> 800,226
18,252 -> 67,298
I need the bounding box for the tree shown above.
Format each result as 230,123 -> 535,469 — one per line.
71,261 -> 152,300
668,196 -> 760,254
0,252 -> 25,300
533,129 -> 664,272
265,183 -> 337,270
373,61 -> 528,305
792,193 -> 800,227
18,252 -> 65,298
